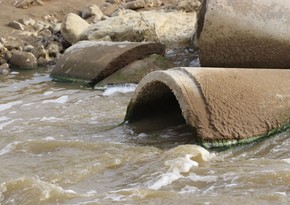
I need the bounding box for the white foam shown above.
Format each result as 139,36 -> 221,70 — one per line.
0,142 -> 19,156
22,103 -> 35,107
118,44 -> 127,48
148,172 -> 182,190
40,117 -> 63,122
102,84 -> 137,96
0,116 -> 9,121
43,91 -> 53,96
179,185 -> 199,194
282,158 -> 290,164
0,119 -> 16,130
42,96 -> 68,104
186,173 -> 218,183
0,101 -> 22,112
148,145 -> 215,190
44,137 -> 56,141
148,154 -> 198,190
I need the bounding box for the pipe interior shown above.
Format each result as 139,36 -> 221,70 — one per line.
128,82 -> 196,140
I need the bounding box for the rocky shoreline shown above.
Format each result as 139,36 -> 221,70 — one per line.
0,0 -> 200,76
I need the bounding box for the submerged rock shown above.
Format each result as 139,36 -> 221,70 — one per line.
50,41 -> 165,85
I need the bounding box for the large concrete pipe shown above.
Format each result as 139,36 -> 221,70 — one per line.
125,68 -> 290,148
50,41 -> 165,86
196,0 -> 290,68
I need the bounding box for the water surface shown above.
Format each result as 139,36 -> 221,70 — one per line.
0,69 -> 290,205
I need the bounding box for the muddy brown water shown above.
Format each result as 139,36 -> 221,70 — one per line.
0,69 -> 290,204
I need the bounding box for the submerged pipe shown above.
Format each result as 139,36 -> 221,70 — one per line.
196,0 -> 290,68
125,67 -> 290,148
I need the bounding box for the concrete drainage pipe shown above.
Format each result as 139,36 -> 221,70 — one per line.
125,67 -> 290,148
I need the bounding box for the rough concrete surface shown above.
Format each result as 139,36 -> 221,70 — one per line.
196,0 -> 290,68
125,67 -> 290,147
50,40 -> 165,85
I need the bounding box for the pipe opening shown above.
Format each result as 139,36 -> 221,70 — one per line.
126,82 -> 197,144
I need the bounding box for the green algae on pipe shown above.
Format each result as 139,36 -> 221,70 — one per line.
125,67 -> 290,148
196,0 -> 290,68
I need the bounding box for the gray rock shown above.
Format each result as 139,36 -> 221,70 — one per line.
23,45 -> 35,52
14,0 -> 43,8
37,56 -> 52,67
38,28 -> 52,37
0,67 -> 10,75
82,10 -> 197,47
106,0 -> 121,4
124,0 -> 146,10
60,13 -> 90,44
10,50 -> 37,69
82,4 -> 104,21
101,3 -> 119,17
19,18 -> 36,26
0,63 -> 10,74
177,0 -> 200,12
46,41 -> 62,57
144,0 -> 163,8
8,21 -> 25,30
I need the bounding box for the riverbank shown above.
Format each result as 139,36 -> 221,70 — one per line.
0,0 -> 199,74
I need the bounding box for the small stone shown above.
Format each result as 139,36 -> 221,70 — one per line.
33,22 -> 44,31
38,28 -> 52,37
82,4 -> 104,21
8,21 -> 25,30
0,63 -> 10,70
144,0 -> 163,7
101,3 -> 119,17
124,0 -> 146,10
177,0 -> 201,12
0,38 -> 6,45
50,23 -> 62,34
15,0 -> 43,8
24,45 -> 35,52
47,41 -> 62,57
19,18 -> 36,26
107,0 -> 122,4
37,56 -> 52,67
10,50 -> 37,69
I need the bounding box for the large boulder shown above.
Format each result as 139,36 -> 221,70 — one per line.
60,13 -> 90,44
50,41 -> 165,85
81,10 -> 197,47
196,0 -> 290,68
